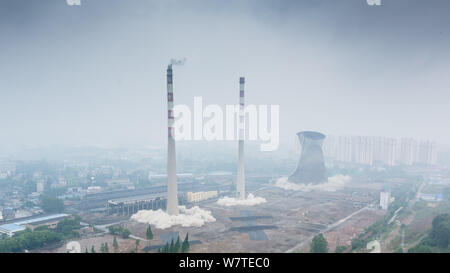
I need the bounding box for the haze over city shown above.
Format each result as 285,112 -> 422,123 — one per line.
1,0 -> 450,157
1,0 -> 450,260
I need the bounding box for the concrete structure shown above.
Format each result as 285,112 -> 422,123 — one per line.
106,194 -> 187,216
237,77 -> 246,199
289,131 -> 327,184
166,64 -> 179,215
186,191 -> 218,203
380,191 -> 390,210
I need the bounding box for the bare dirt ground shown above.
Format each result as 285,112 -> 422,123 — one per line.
120,184 -> 380,253
323,208 -> 385,252
40,182 -> 384,253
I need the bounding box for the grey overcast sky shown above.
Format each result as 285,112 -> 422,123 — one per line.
1,0 -> 449,151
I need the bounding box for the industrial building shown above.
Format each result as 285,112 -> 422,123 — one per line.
186,191 -> 218,203
419,193 -> 443,202
106,193 -> 187,216
0,213 -> 69,237
289,131 -> 327,184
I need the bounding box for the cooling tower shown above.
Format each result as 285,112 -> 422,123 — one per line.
166,64 -> 179,215
236,77 -> 246,200
288,131 -> 327,184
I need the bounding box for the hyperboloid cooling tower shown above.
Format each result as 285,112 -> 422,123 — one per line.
288,131 -> 327,184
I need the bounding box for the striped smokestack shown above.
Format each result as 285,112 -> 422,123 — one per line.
166,64 -> 179,215
237,77 -> 246,200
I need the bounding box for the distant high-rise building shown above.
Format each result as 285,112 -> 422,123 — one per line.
323,135 -> 440,167
399,138 -> 417,165
36,181 -> 45,193
418,140 -> 437,165
384,138 -> 397,166
380,191 -> 390,210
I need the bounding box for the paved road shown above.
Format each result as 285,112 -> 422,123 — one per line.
129,234 -> 148,242
92,220 -> 129,234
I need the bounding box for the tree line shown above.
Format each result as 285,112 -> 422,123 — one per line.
158,233 -> 190,253
0,216 -> 81,253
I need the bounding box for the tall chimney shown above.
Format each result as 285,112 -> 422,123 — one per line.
237,77 -> 246,200
166,64 -> 179,215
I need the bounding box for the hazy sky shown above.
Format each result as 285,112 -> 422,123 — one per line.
1,0 -> 450,152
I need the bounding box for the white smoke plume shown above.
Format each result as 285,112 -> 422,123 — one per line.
216,193 -> 267,207
131,206 -> 215,230
170,58 -> 187,66
275,175 -> 351,192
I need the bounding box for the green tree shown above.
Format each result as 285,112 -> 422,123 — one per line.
163,242 -> 169,253
394,248 -> 403,253
430,213 -> 450,248
351,238 -> 366,250
91,246 -> 96,253
113,236 -> 119,253
108,226 -> 131,239
0,228 -> 63,253
146,225 -> 153,240
121,229 -> 131,239
169,239 -> 174,253
181,233 -> 190,253
135,239 -> 140,252
335,245 -> 348,253
146,225 -> 153,248
175,236 -> 181,253
104,243 -> 109,253
408,244 -> 433,253
310,233 -> 328,253
41,195 -> 64,213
